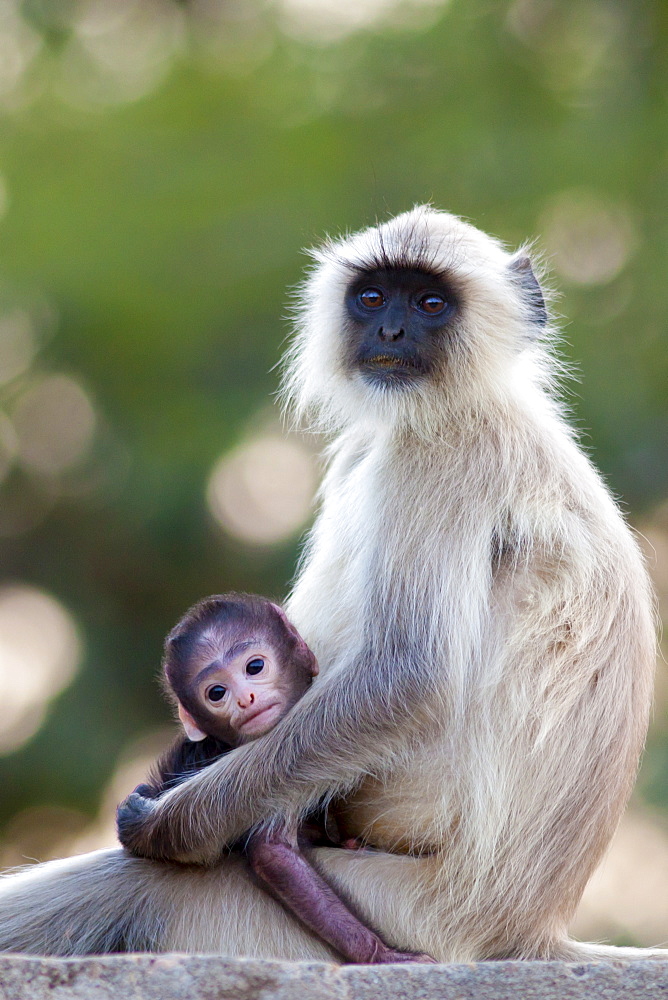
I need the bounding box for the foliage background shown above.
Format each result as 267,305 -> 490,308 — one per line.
0,0 -> 666,946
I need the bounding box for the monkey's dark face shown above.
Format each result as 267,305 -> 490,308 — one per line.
344,268 -> 458,388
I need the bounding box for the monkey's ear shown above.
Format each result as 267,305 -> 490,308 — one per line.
177,703 -> 207,742
270,602 -> 318,675
508,254 -> 548,331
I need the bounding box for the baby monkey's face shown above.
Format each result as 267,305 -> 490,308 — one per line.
186,632 -> 302,742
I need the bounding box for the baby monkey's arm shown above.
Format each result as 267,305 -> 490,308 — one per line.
134,734 -> 232,798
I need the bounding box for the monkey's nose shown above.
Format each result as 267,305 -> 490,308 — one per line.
237,691 -> 255,708
378,326 -> 405,342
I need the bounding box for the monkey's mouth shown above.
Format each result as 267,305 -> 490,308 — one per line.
239,703 -> 281,732
357,353 -> 426,381
366,355 -> 417,368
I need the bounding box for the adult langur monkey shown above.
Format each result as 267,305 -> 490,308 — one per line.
0,206 -> 662,962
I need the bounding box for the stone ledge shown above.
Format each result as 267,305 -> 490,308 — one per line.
0,955 -> 667,1000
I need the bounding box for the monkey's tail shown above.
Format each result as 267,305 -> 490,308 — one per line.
0,848 -> 167,956
556,938 -> 668,962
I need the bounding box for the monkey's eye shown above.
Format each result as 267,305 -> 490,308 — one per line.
358,288 -> 385,309
416,293 -> 447,315
206,684 -> 227,703
246,658 -> 265,676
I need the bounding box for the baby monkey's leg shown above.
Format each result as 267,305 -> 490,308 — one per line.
246,824 -> 436,964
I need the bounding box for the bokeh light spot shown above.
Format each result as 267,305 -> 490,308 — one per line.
0,584 -> 82,754
12,374 -> 96,476
573,808 -> 668,947
57,0 -> 186,109
0,1 -> 42,100
541,190 -> 638,286
0,412 -> 17,485
207,435 -> 317,546
0,309 -> 36,385
0,805 -> 89,868
277,0 -> 447,43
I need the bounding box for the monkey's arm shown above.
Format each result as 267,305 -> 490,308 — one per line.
247,826 -> 435,964
117,650 -> 425,863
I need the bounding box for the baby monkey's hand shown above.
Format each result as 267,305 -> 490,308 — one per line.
116,791 -> 159,856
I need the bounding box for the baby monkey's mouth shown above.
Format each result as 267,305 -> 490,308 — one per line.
239,702 -> 280,729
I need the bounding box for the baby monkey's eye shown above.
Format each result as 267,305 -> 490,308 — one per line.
246,658 -> 265,675
207,684 -> 227,702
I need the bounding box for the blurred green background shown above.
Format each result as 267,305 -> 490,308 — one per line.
0,0 -> 666,946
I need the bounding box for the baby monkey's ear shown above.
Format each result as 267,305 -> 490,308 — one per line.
305,649 -> 319,677
178,703 -> 207,741
270,602 -> 318,676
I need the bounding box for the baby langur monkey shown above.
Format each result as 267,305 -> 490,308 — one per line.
135,593 -> 434,965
